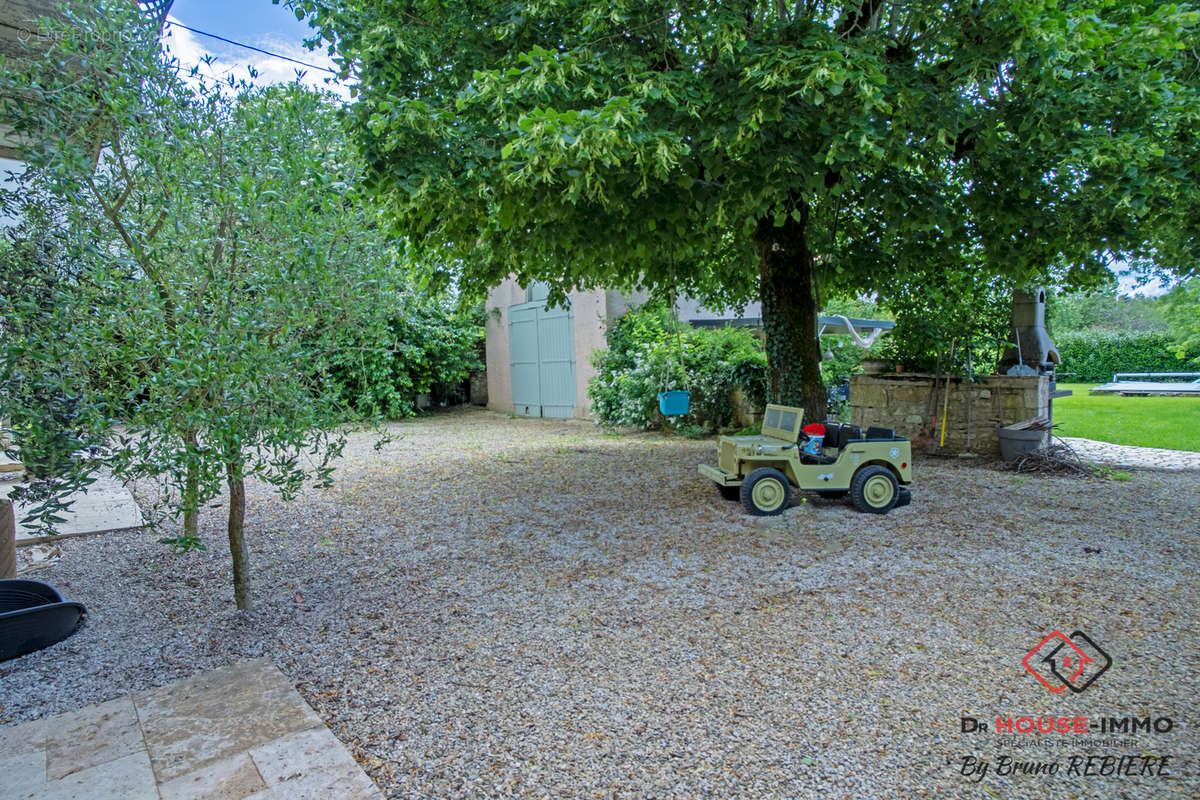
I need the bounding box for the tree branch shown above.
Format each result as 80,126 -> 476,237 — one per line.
836,0 -> 882,38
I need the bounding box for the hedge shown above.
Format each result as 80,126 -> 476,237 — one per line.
1055,331 -> 1183,383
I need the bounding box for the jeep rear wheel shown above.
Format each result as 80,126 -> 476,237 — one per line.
850,465 -> 899,514
740,468 -> 792,516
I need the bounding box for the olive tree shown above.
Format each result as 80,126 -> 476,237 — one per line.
0,2 -> 401,609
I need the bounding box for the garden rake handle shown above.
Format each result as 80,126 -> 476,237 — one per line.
939,340 -> 955,448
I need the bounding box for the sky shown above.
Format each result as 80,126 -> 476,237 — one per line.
1118,273 -> 1169,297
6,2 -> 348,221
163,0 -> 348,99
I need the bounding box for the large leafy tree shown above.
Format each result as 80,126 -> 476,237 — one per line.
297,0 -> 1198,420
1163,278 -> 1200,366
0,3 -> 402,609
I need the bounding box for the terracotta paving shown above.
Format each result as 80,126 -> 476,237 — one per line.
0,659 -> 382,800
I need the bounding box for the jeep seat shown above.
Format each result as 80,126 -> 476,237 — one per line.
822,422 -> 862,450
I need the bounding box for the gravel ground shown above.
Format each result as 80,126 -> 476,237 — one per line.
2,408 -> 1197,799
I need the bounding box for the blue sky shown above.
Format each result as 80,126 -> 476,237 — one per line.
163,0 -> 346,96
168,0 -> 312,43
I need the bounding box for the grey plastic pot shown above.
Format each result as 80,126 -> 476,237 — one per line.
997,426 -> 1047,462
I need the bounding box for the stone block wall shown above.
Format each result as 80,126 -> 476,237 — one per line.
849,374 -> 1049,456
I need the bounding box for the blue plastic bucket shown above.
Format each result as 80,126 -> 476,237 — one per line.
658,390 -> 691,416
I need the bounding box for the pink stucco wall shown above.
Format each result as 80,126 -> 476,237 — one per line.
484,279 -> 524,416
568,288 -> 608,419
486,280 -> 643,420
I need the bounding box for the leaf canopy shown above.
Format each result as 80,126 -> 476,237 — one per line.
298,0 -> 1200,305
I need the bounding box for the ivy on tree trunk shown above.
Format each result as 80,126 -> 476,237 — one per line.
754,208 -> 826,424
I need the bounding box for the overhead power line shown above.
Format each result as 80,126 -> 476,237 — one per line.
164,20 -> 338,75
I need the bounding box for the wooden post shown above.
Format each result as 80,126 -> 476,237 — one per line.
0,498 -> 15,579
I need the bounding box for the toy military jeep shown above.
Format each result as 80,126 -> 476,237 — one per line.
699,404 -> 913,516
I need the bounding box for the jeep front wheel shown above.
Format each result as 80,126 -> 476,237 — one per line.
740,468 -> 792,516
850,465 -> 899,514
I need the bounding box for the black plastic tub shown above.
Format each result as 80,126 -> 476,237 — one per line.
0,579 -> 87,661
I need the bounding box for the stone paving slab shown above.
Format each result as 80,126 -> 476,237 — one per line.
45,696 -> 144,781
0,660 -> 383,800
9,475 -> 145,545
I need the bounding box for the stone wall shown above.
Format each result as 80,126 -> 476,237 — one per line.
849,374 -> 1049,456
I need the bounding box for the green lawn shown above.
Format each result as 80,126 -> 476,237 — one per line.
1052,383 -> 1200,451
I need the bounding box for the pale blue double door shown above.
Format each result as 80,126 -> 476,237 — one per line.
509,286 -> 576,418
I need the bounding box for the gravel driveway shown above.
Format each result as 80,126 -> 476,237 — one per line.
2,408 -> 1197,799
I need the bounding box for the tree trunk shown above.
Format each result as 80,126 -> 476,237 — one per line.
182,430 -> 200,543
753,205 -> 827,424
225,461 -> 250,610
0,499 -> 15,579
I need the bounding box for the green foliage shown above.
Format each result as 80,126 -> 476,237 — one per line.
675,423 -> 711,440
879,271 -> 1014,374
1055,332 -> 1183,383
297,0 -> 1200,420
328,297 -> 483,419
0,201 -> 109,528
300,0 -> 1200,290
0,3 -> 411,608
1047,288 -> 1169,335
588,305 -> 765,432
1163,279 -> 1200,367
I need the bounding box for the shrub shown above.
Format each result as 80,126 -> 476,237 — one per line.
588,304 -> 766,431
1164,279 -> 1200,368
327,298 -> 484,419
878,273 -> 1014,373
1055,331 -> 1182,383
1046,289 -> 1168,335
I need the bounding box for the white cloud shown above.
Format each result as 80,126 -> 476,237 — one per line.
162,16 -> 352,102
1117,271 -> 1172,298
